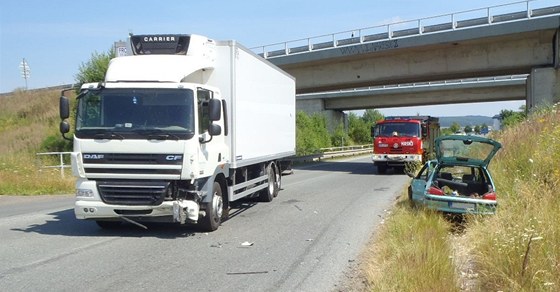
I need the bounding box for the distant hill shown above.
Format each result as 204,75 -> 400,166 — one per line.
438,115 -> 495,128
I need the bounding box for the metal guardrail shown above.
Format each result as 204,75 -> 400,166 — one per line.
292,145 -> 373,163
251,0 -> 560,59
36,146 -> 373,177
36,152 -> 72,178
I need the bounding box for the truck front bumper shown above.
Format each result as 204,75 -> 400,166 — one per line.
75,200 -> 175,220
74,179 -> 200,223
372,154 -> 422,166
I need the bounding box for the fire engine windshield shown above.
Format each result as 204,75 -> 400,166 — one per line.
376,122 -> 420,137
75,88 -> 195,140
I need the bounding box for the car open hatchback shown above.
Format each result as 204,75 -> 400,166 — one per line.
408,135 -> 502,214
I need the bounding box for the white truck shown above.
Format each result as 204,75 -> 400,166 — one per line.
59,34 -> 295,231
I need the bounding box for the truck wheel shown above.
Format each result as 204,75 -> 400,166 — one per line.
377,165 -> 387,174
259,163 -> 278,202
96,220 -> 122,229
199,181 -> 223,232
273,163 -> 281,197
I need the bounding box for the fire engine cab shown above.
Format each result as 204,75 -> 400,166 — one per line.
371,116 -> 440,174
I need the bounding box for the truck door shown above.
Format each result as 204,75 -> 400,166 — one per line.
197,88 -> 222,178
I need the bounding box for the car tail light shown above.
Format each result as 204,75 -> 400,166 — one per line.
428,186 -> 444,196
482,192 -> 497,200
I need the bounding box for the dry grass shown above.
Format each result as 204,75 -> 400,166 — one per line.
464,106 -> 560,291
0,89 -> 75,194
363,198 -> 458,292
0,89 -> 61,153
362,105 -> 560,291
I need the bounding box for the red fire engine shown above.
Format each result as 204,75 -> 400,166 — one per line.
371,116 -> 440,174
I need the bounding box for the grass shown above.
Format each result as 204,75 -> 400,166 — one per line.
362,105 -> 560,291
466,106 -> 560,291
0,89 -> 75,195
362,197 -> 459,292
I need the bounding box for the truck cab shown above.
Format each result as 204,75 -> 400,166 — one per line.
371,116 -> 440,174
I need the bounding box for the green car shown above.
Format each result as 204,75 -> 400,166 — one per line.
408,135 -> 502,214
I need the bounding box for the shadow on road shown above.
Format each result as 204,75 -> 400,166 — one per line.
10,200 -> 260,239
294,160 -> 406,176
10,208 -> 198,238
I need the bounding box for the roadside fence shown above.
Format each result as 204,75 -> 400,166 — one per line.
292,144 -> 373,163
36,146 -> 373,177
36,152 -> 72,178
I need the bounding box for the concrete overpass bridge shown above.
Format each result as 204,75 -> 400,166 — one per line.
252,0 -> 560,125
297,75 -> 527,111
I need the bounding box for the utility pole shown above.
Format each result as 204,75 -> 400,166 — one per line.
19,58 -> 30,90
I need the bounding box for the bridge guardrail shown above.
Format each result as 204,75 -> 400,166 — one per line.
251,0 -> 560,59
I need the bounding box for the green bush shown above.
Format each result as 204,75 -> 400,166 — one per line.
296,111 -> 331,155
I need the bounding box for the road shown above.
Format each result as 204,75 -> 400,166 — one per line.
0,156 -> 409,291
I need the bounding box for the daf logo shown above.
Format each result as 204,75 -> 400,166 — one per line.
83,154 -> 104,159
166,155 -> 183,161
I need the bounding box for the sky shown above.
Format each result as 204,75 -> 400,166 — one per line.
1,0 -> 553,116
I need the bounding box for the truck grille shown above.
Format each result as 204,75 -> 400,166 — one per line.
82,153 -> 182,178
97,180 -> 169,206
83,153 -> 183,165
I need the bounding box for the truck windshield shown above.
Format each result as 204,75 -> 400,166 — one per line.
75,88 -> 195,140
376,122 -> 420,137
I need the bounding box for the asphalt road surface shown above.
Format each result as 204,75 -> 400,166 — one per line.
0,156 -> 409,291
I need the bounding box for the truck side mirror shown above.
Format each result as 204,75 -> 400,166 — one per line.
208,124 -> 221,136
60,120 -> 70,134
371,126 -> 375,138
421,124 -> 428,138
208,99 -> 221,121
60,95 -> 70,120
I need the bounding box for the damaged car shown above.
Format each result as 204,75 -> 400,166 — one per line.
408,135 -> 502,214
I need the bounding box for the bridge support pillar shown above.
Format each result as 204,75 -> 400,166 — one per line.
527,67 -> 560,109
296,99 -> 346,133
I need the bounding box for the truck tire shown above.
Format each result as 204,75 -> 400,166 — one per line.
273,163 -> 281,197
199,181 -> 224,232
259,163 -> 278,202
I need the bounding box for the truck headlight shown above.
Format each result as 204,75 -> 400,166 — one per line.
76,189 -> 94,198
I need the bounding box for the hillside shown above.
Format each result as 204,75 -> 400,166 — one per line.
0,89 -> 63,154
438,115 -> 495,128
0,89 -> 75,195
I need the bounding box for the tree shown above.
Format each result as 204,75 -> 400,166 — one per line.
331,123 -> 350,147
474,125 -> 481,134
362,109 -> 384,125
75,48 -> 115,91
296,111 -> 331,155
348,112 -> 370,144
499,109 -> 526,129
449,122 -> 461,133
464,125 -> 473,134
